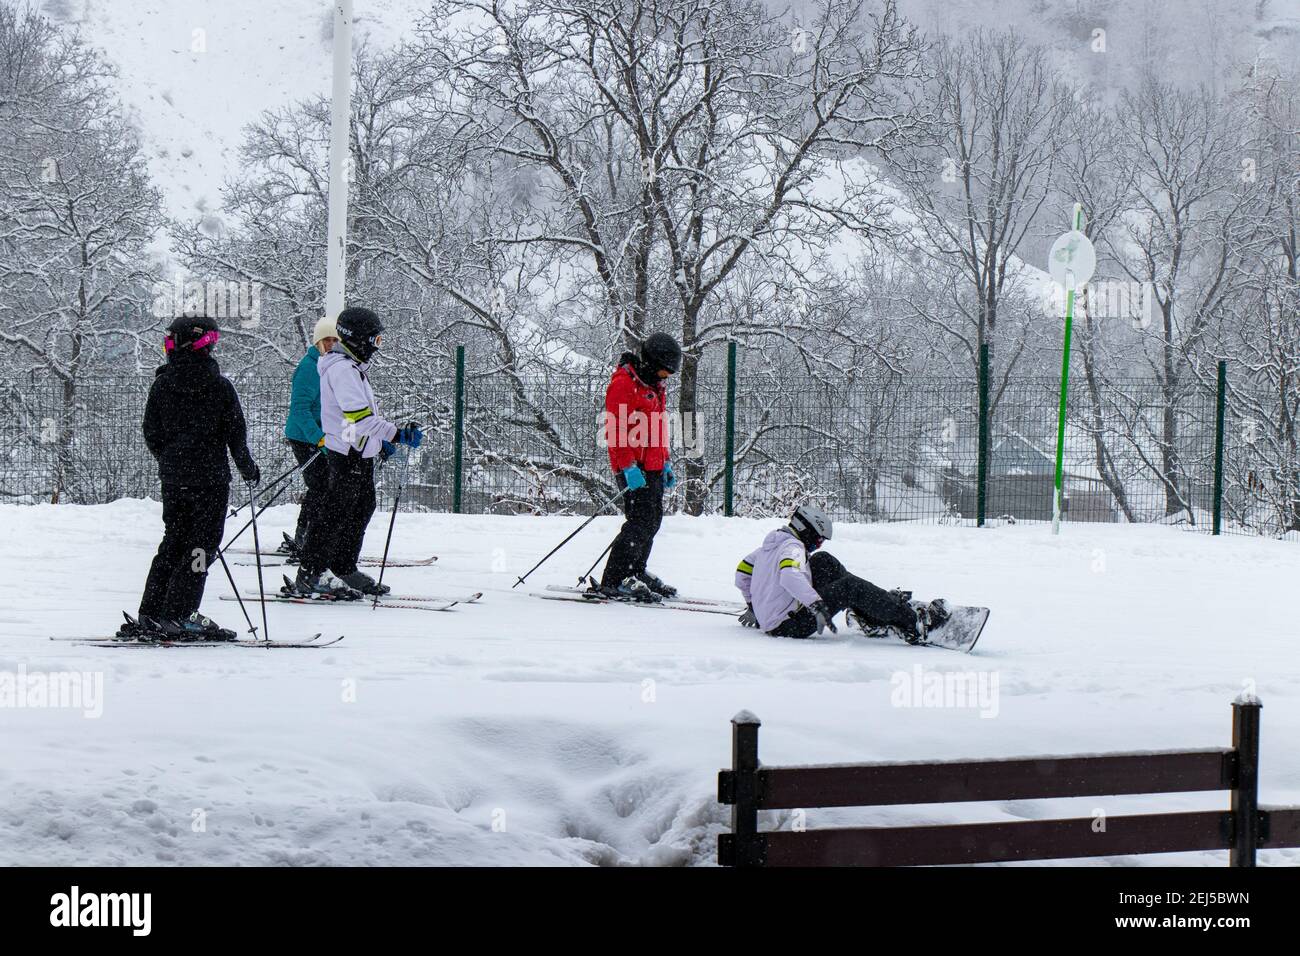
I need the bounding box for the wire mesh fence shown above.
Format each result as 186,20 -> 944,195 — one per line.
0,349 -> 1286,538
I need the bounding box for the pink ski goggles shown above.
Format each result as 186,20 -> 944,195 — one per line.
164,328 -> 220,353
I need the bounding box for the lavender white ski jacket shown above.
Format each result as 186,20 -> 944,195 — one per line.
318,348 -> 398,458
734,527 -> 823,632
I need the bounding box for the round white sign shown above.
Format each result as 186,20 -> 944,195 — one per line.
1047,230 -> 1096,288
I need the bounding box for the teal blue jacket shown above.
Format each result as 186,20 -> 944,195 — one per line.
284,348 -> 325,445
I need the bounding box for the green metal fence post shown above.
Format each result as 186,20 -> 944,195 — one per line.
453,345 -> 465,514
724,341 -> 736,517
1213,360 -> 1227,536
977,343 -> 989,528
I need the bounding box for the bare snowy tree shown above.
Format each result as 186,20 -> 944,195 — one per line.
1107,77 -> 1256,521
0,5 -> 164,502
420,0 -> 928,512
894,29 -> 1073,393
1220,69 -> 1300,533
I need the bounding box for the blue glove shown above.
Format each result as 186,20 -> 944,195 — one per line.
663,461 -> 676,489
379,440 -> 396,462
395,423 -> 423,448
621,465 -> 646,492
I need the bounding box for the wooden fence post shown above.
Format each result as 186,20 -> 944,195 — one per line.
729,711 -> 763,867
1230,696 -> 1261,867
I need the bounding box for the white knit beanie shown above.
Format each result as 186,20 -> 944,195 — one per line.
312,316 -> 338,345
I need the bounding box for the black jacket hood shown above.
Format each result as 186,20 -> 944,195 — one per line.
155,349 -> 221,393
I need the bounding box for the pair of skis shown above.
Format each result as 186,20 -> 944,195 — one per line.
216,576 -> 482,613
225,548 -> 437,569
52,614 -> 343,649
59,634 -> 345,649
534,584 -> 744,616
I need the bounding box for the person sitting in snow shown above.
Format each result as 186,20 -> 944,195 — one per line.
734,504 -> 949,642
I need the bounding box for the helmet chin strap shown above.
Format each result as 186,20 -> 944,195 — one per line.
789,521 -> 822,552
339,340 -> 372,363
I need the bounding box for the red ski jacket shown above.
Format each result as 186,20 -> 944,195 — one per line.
603,360 -> 671,473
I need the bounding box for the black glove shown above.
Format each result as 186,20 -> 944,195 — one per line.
811,600 -> 837,635
738,604 -> 759,628
244,464 -> 261,486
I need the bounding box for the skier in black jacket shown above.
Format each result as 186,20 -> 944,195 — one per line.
118,315 -> 260,640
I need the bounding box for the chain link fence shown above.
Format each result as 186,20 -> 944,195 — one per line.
0,350 -> 1289,538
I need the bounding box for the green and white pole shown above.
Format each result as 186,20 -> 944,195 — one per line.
1049,204 -> 1095,535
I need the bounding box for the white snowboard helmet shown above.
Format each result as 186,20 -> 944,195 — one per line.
789,504 -> 832,550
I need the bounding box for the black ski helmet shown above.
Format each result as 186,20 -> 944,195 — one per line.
165,315 -> 220,354
640,332 -> 682,375
335,306 -> 384,362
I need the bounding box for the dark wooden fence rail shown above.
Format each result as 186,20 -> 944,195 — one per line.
717,699 -> 1300,867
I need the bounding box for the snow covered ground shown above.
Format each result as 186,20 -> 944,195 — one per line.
1,500 -> 1298,867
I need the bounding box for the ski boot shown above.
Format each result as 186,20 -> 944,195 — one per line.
289,568 -> 362,600
155,612 -> 237,642
635,570 -> 677,599
115,612 -> 162,642
339,569 -> 390,597
591,576 -> 663,604
620,576 -> 663,603
276,532 -> 303,564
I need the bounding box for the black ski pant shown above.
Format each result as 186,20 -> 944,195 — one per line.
769,551 -> 915,639
139,483 -> 230,622
299,449 -> 376,578
289,439 -> 329,548
600,468 -> 664,588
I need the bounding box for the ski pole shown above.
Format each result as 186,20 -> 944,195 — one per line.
225,449 -> 322,518
246,479 -> 270,643
372,448 -> 412,609
577,539 -> 615,588
214,548 -> 259,640
512,485 -> 628,589
218,478 -> 293,556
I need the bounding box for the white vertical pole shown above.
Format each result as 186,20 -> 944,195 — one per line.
1051,203 -> 1085,536
324,0 -> 354,323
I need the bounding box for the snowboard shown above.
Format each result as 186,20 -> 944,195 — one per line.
858,605 -> 989,653
916,605 -> 989,653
